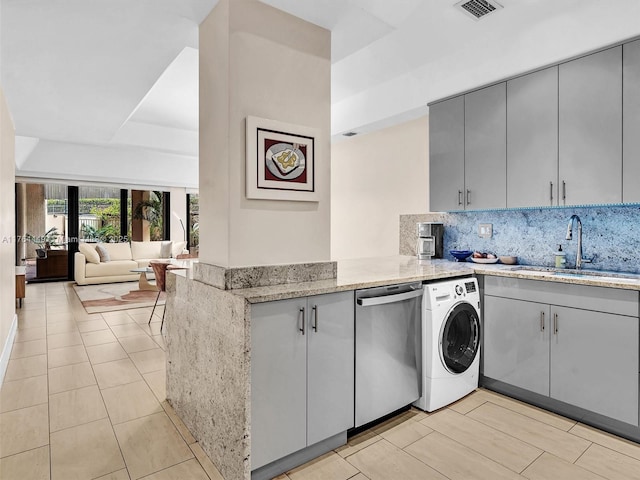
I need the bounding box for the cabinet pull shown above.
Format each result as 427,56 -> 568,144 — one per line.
540,311 -> 545,332
458,190 -> 463,206
312,305 -> 318,332
299,307 -> 305,335
553,313 -> 558,335
466,189 -> 471,205
549,181 -> 554,204
562,181 -> 566,201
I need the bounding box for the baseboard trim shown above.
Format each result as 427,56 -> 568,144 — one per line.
0,314 -> 18,386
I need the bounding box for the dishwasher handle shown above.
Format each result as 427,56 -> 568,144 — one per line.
357,288 -> 423,307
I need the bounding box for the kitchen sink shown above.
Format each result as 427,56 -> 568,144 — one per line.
510,266 -> 640,282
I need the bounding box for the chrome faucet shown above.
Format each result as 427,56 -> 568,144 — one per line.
565,214 -> 591,269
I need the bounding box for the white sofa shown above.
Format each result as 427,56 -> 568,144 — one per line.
74,240 -> 187,285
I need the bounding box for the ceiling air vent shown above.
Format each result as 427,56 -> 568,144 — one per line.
342,132 -> 358,137
455,0 -> 503,20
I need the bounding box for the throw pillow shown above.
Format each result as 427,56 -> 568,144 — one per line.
95,244 -> 111,262
160,241 -> 172,258
78,243 -> 100,264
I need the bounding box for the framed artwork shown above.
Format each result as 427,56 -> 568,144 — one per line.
246,116 -> 320,201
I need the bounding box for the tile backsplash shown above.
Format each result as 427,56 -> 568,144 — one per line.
403,205 -> 640,273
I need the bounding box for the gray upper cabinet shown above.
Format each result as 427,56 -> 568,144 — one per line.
507,67 -> 559,207
559,46 -> 622,205
623,39 -> 640,202
465,83 -> 507,210
429,96 -> 465,211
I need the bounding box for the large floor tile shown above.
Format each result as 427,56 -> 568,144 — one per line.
94,469 -> 131,480
347,439 -> 447,480
129,348 -> 166,374
575,443 -> 640,480
0,445 -> 50,480
405,431 -> 525,480
287,451 -> 359,480
103,314 -> 135,326
335,430 -> 382,459
86,341 -> 129,365
0,375 -> 48,413
102,380 -> 163,425
162,401 -> 196,445
49,385 -> 108,432
372,411 -> 433,449
420,408 -> 541,473
14,326 -> 47,342
113,411 -> 193,479
47,331 -> 83,350
76,318 -> 109,333
569,422 -> 640,462
48,361 -> 96,394
139,458 -> 209,479
111,323 -> 147,338
4,353 -> 47,381
47,344 -> 89,368
467,402 -> 591,463
143,370 -> 166,402
94,358 -> 143,389
118,335 -> 160,354
46,320 -> 78,335
50,418 -> 125,480
0,403 -> 49,458
522,452 -> 604,480
81,329 -> 118,347
10,338 -> 46,359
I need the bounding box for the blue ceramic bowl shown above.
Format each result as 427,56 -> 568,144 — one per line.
450,250 -> 473,262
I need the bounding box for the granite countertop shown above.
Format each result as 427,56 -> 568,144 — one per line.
229,256 -> 640,303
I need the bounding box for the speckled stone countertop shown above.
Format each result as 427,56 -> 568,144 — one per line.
227,256 -> 640,303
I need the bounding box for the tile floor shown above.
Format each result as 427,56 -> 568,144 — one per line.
2,282 -> 640,480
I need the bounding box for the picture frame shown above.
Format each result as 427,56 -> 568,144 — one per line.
246,116 -> 320,201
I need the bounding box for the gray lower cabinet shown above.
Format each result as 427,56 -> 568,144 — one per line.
250,291 -> 354,471
484,277 -> 639,426
559,46 -> 622,205
623,39 -> 640,203
429,96 -> 465,211
507,67 -> 559,207
465,83 -> 507,210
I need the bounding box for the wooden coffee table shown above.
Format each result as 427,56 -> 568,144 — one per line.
130,267 -> 156,291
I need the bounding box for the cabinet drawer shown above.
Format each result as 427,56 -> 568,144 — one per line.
485,276 -> 638,317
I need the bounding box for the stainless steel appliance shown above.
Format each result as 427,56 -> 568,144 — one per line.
355,282 -> 423,427
416,222 -> 444,259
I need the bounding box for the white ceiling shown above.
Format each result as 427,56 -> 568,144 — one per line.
3,0 -> 640,187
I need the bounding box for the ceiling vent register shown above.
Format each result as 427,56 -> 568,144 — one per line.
455,0 -> 503,20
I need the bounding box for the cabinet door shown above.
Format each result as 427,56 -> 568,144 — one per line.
306,291 -> 354,445
251,298 -> 307,470
507,67 -> 559,207
559,46 -> 622,205
465,83 -> 507,210
550,306 -> 639,426
623,39 -> 640,202
429,96 -> 465,211
483,296 -> 550,396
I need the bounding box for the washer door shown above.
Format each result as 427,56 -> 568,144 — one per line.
440,302 -> 480,374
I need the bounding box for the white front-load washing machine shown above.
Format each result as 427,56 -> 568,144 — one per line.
414,277 -> 481,412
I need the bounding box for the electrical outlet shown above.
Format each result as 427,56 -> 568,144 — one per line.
478,223 -> 493,238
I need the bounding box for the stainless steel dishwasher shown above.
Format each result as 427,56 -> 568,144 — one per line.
355,282 -> 423,427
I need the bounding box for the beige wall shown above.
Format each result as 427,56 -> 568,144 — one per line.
331,116 -> 429,260
199,0 -> 331,267
0,86 -> 16,380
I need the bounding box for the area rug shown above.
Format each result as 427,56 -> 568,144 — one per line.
73,282 -> 165,313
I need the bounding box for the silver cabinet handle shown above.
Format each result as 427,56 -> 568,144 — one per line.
562,181 -> 566,202
458,190 -> 463,206
466,189 -> 471,205
549,181 -> 554,204
299,307 -> 305,335
312,305 -> 318,332
540,311 -> 545,332
553,312 -> 558,335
